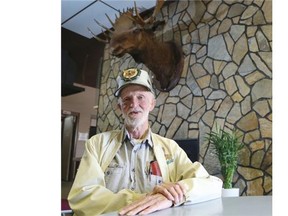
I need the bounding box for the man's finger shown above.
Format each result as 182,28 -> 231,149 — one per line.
119,194 -> 173,215
137,195 -> 173,215
154,185 -> 175,201
119,195 -> 156,215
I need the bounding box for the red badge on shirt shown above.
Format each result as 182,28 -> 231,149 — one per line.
150,161 -> 162,176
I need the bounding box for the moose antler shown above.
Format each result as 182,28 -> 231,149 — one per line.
87,27 -> 109,43
133,0 -> 165,25
89,0 -> 164,42
89,0 -> 184,92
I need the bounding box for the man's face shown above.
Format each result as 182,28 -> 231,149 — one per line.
118,85 -> 155,128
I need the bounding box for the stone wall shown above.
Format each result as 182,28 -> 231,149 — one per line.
97,0 -> 272,196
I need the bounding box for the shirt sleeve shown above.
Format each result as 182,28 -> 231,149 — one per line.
178,163 -> 223,205
166,141 -> 223,205
67,138 -> 146,216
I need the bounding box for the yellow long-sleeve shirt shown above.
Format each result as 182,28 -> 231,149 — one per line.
68,129 -> 223,216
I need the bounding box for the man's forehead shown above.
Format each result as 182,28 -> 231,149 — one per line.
120,84 -> 149,96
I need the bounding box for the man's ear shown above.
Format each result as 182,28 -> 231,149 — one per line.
149,98 -> 156,111
117,103 -> 122,110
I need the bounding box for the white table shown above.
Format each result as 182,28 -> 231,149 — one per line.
100,196 -> 272,216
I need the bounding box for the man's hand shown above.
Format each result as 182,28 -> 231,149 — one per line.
118,193 -> 173,215
151,182 -> 186,204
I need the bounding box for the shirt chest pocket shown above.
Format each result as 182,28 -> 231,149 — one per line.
104,163 -> 126,193
144,174 -> 163,192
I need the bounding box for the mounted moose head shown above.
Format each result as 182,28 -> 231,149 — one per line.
88,0 -> 184,92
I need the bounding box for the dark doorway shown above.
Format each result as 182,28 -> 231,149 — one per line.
174,139 -> 199,162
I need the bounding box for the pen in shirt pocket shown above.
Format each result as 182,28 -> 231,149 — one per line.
150,160 -> 162,176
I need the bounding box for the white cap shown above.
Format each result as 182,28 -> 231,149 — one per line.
114,68 -> 155,97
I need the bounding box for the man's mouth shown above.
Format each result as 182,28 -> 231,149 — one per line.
129,110 -> 141,116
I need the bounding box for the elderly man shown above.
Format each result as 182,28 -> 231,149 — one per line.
68,68 -> 222,215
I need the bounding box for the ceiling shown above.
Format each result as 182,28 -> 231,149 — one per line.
61,0 -> 158,39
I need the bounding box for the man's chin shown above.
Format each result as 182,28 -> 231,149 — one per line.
125,118 -> 143,128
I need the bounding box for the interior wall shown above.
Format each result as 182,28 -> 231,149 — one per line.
96,0 -> 272,196
62,83 -> 99,158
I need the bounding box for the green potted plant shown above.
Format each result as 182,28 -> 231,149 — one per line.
206,126 -> 244,196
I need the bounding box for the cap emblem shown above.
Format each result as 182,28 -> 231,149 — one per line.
121,68 -> 141,81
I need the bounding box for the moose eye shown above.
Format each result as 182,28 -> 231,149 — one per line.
133,28 -> 141,34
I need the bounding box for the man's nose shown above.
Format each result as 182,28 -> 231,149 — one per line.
129,98 -> 138,107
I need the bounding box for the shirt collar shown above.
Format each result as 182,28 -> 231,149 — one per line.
122,127 -> 153,148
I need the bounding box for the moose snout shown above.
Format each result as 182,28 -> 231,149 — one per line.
110,46 -> 124,57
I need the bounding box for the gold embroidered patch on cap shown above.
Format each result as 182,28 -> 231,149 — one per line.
121,68 -> 141,81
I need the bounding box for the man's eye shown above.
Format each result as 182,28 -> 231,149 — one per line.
123,98 -> 130,103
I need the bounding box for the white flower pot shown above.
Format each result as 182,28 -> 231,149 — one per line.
222,188 -> 239,197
